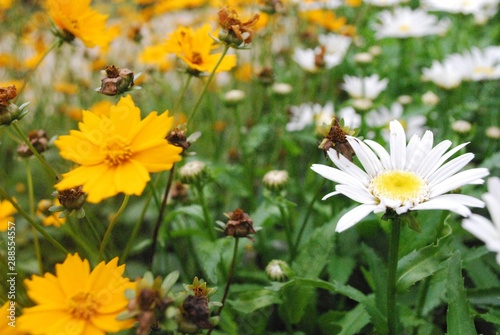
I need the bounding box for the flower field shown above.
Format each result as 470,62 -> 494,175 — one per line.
0,0 -> 499,334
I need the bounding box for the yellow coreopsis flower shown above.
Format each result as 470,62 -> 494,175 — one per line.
54,95 -> 183,203
164,24 -> 237,74
0,302 -> 25,335
0,199 -> 16,232
18,254 -> 135,335
300,9 -> 348,32
46,0 -> 115,48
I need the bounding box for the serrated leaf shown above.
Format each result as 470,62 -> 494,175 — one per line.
397,223 -> 452,291
336,304 -> 371,335
446,251 -> 476,335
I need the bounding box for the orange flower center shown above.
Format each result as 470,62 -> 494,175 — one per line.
102,135 -> 132,166
191,52 -> 203,65
68,292 -> 99,320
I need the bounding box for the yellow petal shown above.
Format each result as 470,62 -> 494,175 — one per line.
132,143 -> 182,172
55,254 -> 92,297
109,95 -> 141,138
112,160 -> 150,196
24,272 -> 67,305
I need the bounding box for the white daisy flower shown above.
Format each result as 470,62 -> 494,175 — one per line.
295,0 -> 343,11
462,177 -> 500,264
373,7 -> 450,39
422,58 -> 465,89
363,0 -> 409,6
447,47 -> 500,81
311,120 -> 489,232
421,0 -> 497,16
341,74 -> 389,101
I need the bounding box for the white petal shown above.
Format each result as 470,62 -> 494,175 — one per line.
486,177 -> 500,206
347,137 -> 383,177
411,197 -> 472,217
427,153 -> 474,187
336,204 -> 378,232
429,168 -> 490,197
389,120 -> 407,169
415,140 -> 452,176
311,164 -> 366,189
365,139 -> 392,170
463,214 -> 500,252
322,191 -> 340,200
327,149 -> 370,182
405,130 -> 433,171
336,184 -> 377,204
424,142 -> 469,179
484,193 -> 500,231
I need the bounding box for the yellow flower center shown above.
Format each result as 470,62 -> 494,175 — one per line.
399,24 -> 410,32
473,66 -> 494,75
102,135 -> 132,166
371,170 -> 427,204
68,292 -> 99,320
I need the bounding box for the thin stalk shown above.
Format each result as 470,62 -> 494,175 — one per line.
0,186 -> 68,254
149,165 -> 176,269
82,210 -> 102,246
278,203 -> 293,262
65,216 -> 98,265
99,195 -> 130,261
387,217 -> 401,335
173,76 -> 192,112
292,179 -> 326,259
187,44 -> 231,127
25,160 -> 43,273
412,277 -> 431,335
195,183 -> 216,241
11,122 -> 59,181
16,39 -> 61,99
121,191 -> 152,263
209,237 -> 239,334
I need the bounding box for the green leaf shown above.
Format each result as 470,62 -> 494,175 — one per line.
446,251 -> 476,335
397,224 -> 452,291
228,289 -> 282,314
278,280 -> 315,325
269,278 -> 387,334
292,216 -> 337,278
246,124 -> 271,153
361,244 -> 387,315
336,304 -> 371,335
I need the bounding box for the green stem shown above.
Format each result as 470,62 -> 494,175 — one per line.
292,179 -> 326,259
82,210 -> 102,246
16,39 -> 61,99
11,122 -> 59,181
99,195 -> 130,261
387,217 -> 401,335
195,183 -> 216,241
25,160 -> 43,273
149,165 -> 176,269
186,44 -> 231,127
121,191 -> 152,263
65,216 -> 98,265
216,238 -> 240,317
0,185 -> 68,254
412,277 -> 431,335
278,203 -> 293,262
173,75 -> 192,113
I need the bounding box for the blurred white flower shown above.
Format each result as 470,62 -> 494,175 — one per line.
364,0 -> 409,6
341,74 -> 389,100
295,0 -> 342,11
462,177 -> 500,264
311,120 -> 489,232
293,34 -> 350,73
286,102 -> 360,132
366,103 -> 427,140
422,0 -> 498,20
452,120 -> 472,134
422,58 -> 465,89
447,47 -> 500,81
422,46 -> 500,88
486,126 -> 500,139
373,7 -> 450,39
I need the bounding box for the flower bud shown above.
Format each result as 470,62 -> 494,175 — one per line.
98,65 -> 135,96
451,120 -> 472,134
272,82 -> 293,96
263,170 -> 289,191
218,7 -> 260,47
223,89 -> 246,106
486,126 -> 500,139
266,260 -> 292,281
179,161 -> 208,184
422,90 -> 439,106
0,86 -> 30,126
223,208 -> 255,239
